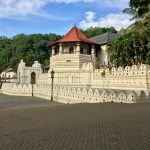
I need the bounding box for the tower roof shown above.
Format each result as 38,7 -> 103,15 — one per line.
58,26 -> 96,44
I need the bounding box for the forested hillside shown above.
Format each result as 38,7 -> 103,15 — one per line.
0,34 -> 61,72
0,27 -> 116,72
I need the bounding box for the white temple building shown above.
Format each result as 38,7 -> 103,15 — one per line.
1,26 -> 150,103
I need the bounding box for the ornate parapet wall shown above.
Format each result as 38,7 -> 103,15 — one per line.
1,83 -> 34,96
92,64 -> 150,90
43,63 -> 150,90
2,61 -> 150,104
1,83 -> 150,103
37,73 -> 48,84
16,58 -> 150,90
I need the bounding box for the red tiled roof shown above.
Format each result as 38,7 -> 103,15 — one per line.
58,26 -> 96,44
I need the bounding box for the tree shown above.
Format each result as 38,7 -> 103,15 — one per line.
129,0 -> 150,17
109,0 -> 150,66
123,0 -> 150,21
80,27 -> 117,38
0,33 -> 61,71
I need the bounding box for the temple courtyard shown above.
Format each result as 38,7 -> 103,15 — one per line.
0,94 -> 150,150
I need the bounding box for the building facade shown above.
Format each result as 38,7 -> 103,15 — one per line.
1,26 -> 150,103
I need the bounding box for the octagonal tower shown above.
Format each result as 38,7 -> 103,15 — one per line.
50,26 -> 97,71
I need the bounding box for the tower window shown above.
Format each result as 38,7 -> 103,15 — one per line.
69,47 -> 74,54
80,48 -> 83,54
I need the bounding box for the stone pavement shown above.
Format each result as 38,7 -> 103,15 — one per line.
0,94 -> 150,150
0,94 -> 62,109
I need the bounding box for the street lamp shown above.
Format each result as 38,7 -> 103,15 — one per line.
0,75 -> 2,89
32,84 -> 34,97
2,74 -> 4,83
8,75 -> 10,83
51,69 -> 55,101
4,73 -> 6,83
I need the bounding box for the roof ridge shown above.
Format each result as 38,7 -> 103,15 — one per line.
75,26 -> 79,40
57,26 -> 96,44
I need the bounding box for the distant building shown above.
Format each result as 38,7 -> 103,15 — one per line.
90,31 -> 117,65
117,27 -> 126,35
0,68 -> 17,78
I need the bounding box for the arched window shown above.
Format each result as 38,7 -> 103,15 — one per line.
31,72 -> 36,84
69,47 -> 74,54
54,47 -> 59,55
80,48 -> 83,54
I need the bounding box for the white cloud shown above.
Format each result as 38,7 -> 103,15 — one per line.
0,0 -> 45,18
0,0 -> 95,19
0,0 -> 130,20
79,11 -> 133,30
85,11 -> 96,22
49,0 -> 95,2
101,0 -> 129,9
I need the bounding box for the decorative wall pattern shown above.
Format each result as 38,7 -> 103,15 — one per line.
1,60 -> 150,104
2,83 -> 149,104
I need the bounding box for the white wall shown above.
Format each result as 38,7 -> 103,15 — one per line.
2,83 -> 150,103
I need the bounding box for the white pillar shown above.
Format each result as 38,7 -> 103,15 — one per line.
59,43 -> 63,55
76,43 -> 80,54
91,45 -> 95,59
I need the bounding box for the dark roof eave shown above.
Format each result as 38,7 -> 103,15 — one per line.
49,41 -> 59,46
99,41 -> 108,45
49,40 -> 97,46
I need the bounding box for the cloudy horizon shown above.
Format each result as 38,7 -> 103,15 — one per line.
0,0 -> 132,37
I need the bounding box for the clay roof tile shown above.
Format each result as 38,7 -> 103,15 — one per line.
58,26 -> 96,44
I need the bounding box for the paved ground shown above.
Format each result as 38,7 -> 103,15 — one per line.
0,94 -> 150,150
0,94 -> 62,109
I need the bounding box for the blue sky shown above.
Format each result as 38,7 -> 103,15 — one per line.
0,0 -> 132,37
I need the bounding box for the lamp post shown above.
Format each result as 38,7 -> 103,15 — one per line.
4,73 -> 6,83
8,75 -> 10,83
0,75 -> 2,89
32,84 -> 34,97
2,74 -> 4,83
51,69 -> 55,101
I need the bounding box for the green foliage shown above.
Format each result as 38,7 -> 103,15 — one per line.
0,33 -> 61,71
109,0 -> 150,67
123,0 -> 150,23
80,27 -> 117,38
109,25 -> 150,66
129,0 -> 150,17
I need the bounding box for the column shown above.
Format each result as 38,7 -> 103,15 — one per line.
76,42 -> 80,54
91,45 -> 95,59
59,43 -> 63,55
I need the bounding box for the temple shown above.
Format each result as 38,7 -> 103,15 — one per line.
1,26 -> 150,103
50,26 -> 97,70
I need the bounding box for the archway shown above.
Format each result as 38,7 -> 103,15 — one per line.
69,47 -> 74,54
31,72 -> 36,84
80,48 -> 83,54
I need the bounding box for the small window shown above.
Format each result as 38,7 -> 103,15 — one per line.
54,48 -> 59,55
